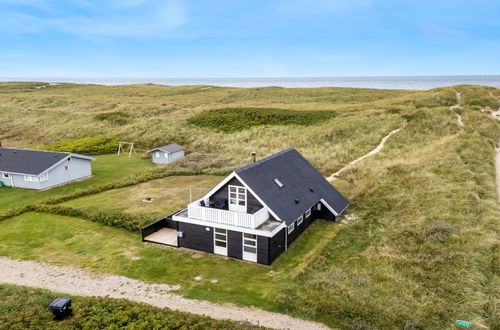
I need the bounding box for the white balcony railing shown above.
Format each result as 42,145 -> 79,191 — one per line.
187,203 -> 269,229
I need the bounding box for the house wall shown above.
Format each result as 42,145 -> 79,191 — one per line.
287,210 -> 315,246
257,236 -> 270,265
269,228 -> 286,264
0,157 -> 92,190
210,177 -> 263,213
151,150 -> 185,164
177,222 -> 214,253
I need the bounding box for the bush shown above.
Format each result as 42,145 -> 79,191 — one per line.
46,136 -> 119,155
187,107 -> 336,132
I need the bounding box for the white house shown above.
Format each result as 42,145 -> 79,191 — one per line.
0,147 -> 95,190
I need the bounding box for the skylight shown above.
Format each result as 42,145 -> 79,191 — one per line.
273,178 -> 284,188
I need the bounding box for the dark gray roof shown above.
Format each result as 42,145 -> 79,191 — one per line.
0,148 -> 94,175
147,144 -> 184,154
236,148 -> 349,225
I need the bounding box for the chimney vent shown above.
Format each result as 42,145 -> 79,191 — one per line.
251,152 -> 256,163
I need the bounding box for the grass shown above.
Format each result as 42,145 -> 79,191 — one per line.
0,82 -> 499,328
61,175 -> 223,220
0,154 -> 159,212
0,284 -> 263,329
187,107 -> 337,132
0,212 -> 341,310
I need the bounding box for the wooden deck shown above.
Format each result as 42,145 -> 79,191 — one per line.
144,228 -> 178,247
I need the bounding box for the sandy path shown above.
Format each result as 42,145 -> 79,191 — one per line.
450,91 -> 464,126
326,127 -> 402,181
0,257 -> 331,330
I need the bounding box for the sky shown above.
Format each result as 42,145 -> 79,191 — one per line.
0,0 -> 499,77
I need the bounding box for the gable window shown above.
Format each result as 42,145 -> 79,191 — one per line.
316,203 -> 322,211
155,151 -> 160,158
296,215 -> 304,226
305,208 -> 312,218
2,173 -> 8,178
229,185 -> 246,208
287,222 -> 295,234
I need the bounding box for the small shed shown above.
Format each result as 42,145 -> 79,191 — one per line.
147,144 -> 185,164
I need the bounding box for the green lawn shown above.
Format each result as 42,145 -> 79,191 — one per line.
0,154 -> 159,212
0,212 -> 341,312
61,175 -> 223,220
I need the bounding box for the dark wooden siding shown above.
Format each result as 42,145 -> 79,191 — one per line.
269,228 -> 286,264
177,222 -> 213,253
210,177 -> 262,213
315,201 -> 336,221
257,236 -> 270,265
287,212 -> 315,245
227,230 -> 242,259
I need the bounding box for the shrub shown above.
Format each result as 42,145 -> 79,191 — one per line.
187,107 -> 336,132
46,136 -> 119,155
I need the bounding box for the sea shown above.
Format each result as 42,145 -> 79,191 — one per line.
1,75 -> 500,90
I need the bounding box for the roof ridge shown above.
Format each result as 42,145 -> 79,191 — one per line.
236,147 -> 296,172
0,147 -> 69,155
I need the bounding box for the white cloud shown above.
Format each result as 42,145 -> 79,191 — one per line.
0,0 -> 187,38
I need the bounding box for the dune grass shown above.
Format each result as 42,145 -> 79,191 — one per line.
0,284 -> 263,329
0,83 -> 499,328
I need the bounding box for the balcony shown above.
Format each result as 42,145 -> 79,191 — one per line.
187,202 -> 269,229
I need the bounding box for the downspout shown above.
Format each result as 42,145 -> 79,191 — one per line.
10,173 -> 14,188
285,226 -> 287,251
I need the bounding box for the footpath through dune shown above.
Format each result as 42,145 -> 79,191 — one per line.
0,257 -> 331,330
327,127 -> 403,181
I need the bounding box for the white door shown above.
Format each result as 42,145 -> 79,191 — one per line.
242,233 -> 257,262
228,185 -> 247,213
214,228 -> 228,256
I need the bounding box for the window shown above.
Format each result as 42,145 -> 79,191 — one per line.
2,173 -> 8,178
305,208 -> 312,218
243,233 -> 257,254
273,178 -> 284,188
296,215 -> 304,226
288,222 -> 295,234
24,175 -> 39,182
229,185 -> 246,207
39,173 -> 49,182
164,152 -> 169,158
64,165 -> 69,171
316,203 -> 322,211
155,151 -> 160,158
214,228 -> 227,248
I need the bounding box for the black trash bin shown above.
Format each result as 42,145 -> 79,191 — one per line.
48,297 -> 72,320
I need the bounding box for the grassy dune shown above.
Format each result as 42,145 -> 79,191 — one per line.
0,82 -> 499,328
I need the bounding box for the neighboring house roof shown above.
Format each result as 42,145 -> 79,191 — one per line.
147,144 -> 184,154
0,147 -> 95,175
235,148 -> 349,225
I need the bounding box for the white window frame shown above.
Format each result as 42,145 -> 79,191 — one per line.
296,215 -> 304,226
39,172 -> 49,182
305,208 -> 312,218
164,152 -> 169,158
155,151 -> 160,158
228,185 -> 247,209
24,175 -> 39,182
214,227 -> 228,256
288,222 -> 295,234
316,202 -> 322,211
242,233 -> 257,262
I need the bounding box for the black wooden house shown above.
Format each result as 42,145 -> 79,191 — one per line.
142,148 -> 349,265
